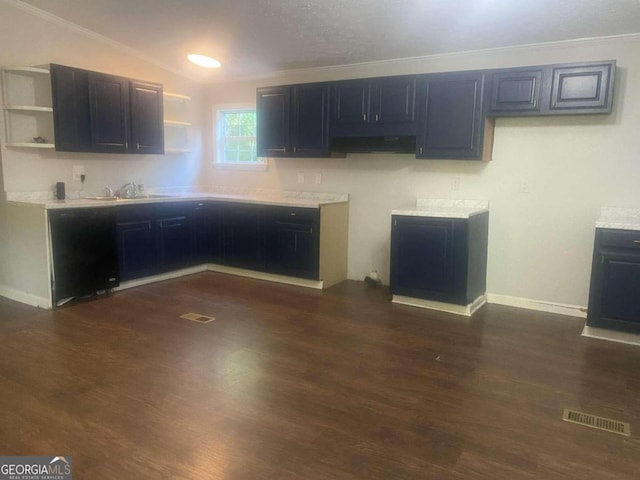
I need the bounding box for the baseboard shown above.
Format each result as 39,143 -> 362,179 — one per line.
207,264 -> 324,289
581,325 -> 640,347
392,294 -> 486,317
487,293 -> 587,318
0,284 -> 51,309
116,265 -> 209,291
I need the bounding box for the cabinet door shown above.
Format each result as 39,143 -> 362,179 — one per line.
416,72 -> 486,159
130,81 -> 164,154
156,213 -> 191,273
489,69 -> 543,114
116,218 -> 156,281
292,84 -> 330,157
50,64 -> 92,152
332,80 -> 370,127
390,216 -> 456,299
371,76 -> 416,125
49,209 -> 118,304
192,202 -> 223,264
265,207 -> 320,279
222,205 -> 265,270
257,86 -> 290,157
549,62 -> 614,114
89,72 -> 129,152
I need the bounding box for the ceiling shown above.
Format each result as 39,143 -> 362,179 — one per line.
19,0 -> 640,82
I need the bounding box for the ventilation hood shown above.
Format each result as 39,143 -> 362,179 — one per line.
331,136 -> 416,154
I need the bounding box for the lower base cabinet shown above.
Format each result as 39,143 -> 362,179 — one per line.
390,212 -> 489,305
587,228 -> 640,333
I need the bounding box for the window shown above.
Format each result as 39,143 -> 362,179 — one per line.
215,106 -> 266,170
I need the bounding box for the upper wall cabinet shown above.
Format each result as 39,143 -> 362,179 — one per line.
332,75 -> 417,136
50,64 -> 164,154
416,72 -> 493,160
256,83 -> 331,158
487,60 -> 615,116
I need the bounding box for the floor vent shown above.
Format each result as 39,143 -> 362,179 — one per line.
562,408 -> 631,436
180,313 -> 215,324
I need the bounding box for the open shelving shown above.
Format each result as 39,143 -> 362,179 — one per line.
163,91 -> 191,153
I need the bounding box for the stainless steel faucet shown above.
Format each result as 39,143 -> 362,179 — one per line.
115,182 -> 137,198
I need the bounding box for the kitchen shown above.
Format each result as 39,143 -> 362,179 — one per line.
1,0 -> 640,478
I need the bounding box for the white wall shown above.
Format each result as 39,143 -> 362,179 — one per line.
0,1 -> 205,197
204,35 -> 640,309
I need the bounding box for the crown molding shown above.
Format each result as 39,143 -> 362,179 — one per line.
4,0 -> 191,79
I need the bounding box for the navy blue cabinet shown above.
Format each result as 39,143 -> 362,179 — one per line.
265,206 -> 320,279
51,64 -> 164,154
49,208 -> 119,304
587,229 -> 640,333
221,204 -> 265,271
156,204 -> 192,273
257,83 -> 330,158
332,76 -> 417,136
488,60 -> 615,116
390,213 -> 489,306
116,206 -> 157,281
192,201 -> 223,264
416,72 -> 490,160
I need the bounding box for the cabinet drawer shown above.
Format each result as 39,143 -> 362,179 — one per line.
599,229 -> 640,249
268,206 -> 319,224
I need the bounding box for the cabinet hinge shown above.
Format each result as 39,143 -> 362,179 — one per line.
601,255 -> 604,264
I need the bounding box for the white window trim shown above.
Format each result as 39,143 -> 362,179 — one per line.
214,103 -> 268,171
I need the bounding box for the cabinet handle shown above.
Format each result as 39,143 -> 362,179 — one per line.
419,147 -> 423,155
293,146 -> 297,153
290,212 -> 296,216
363,113 -> 366,121
634,240 -> 640,244
375,114 -> 379,122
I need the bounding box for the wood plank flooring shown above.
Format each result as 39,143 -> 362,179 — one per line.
1,273 -> 639,479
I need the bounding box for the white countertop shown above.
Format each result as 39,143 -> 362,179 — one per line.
6,188 -> 349,210
596,207 -> 640,231
392,199 -> 489,219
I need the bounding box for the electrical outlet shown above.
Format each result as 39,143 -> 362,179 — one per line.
315,172 -> 322,185
297,172 -> 305,184
519,180 -> 530,193
451,176 -> 460,191
72,165 -> 85,181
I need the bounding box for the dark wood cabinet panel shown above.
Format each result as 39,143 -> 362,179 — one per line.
49,209 -> 119,304
372,76 -> 416,125
587,228 -> 640,333
222,204 -> 265,271
156,204 -> 192,273
332,80 -> 369,127
130,81 -> 164,154
50,64 -> 92,152
116,217 -> 156,281
88,72 -> 129,153
256,86 -> 290,157
416,72 -> 489,160
257,84 -> 332,158
390,212 -> 488,306
488,60 -> 615,116
51,64 -> 164,154
265,206 -> 320,279
192,202 -> 223,264
549,62 -> 614,113
489,69 -> 543,114
292,84 -> 330,157
332,76 -> 417,136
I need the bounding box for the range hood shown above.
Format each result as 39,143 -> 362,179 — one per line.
331,136 -> 416,154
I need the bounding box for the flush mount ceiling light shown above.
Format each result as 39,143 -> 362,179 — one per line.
187,54 -> 222,69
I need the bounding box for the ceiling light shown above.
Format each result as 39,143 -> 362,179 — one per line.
187,54 -> 221,69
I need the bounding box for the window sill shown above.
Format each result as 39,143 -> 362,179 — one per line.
213,161 -> 269,172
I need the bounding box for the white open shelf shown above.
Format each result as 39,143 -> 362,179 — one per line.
163,91 -> 191,153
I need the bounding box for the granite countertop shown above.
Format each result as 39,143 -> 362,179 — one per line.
6,188 -> 349,210
596,207 -> 640,231
392,199 -> 489,219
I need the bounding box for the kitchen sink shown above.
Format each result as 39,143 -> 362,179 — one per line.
82,194 -> 176,201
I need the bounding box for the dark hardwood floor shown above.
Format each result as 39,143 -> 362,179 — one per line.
1,273 -> 639,479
